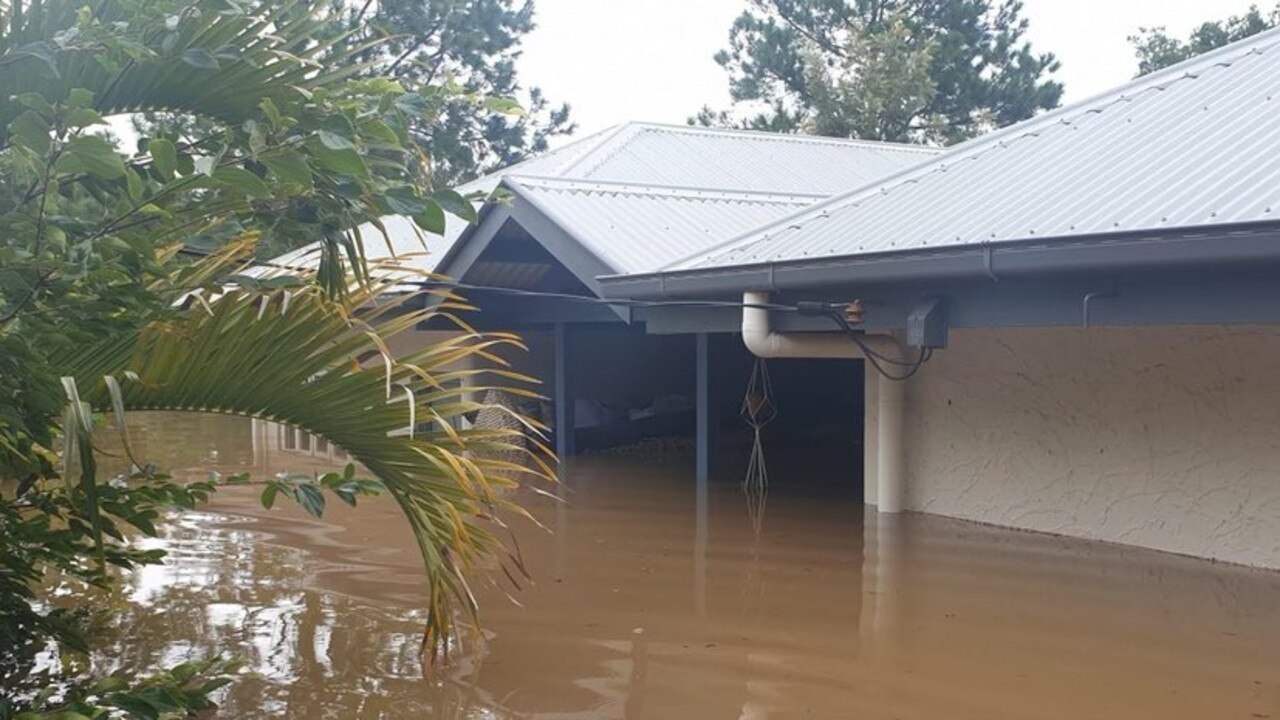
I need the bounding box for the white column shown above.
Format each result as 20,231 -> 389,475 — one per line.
863,367 -> 880,506
876,370 -> 906,513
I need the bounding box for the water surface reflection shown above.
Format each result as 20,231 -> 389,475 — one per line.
99,413 -> 1280,719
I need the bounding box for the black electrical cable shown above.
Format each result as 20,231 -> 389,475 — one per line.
821,308 -> 933,381
415,279 -> 932,381
416,279 -> 803,313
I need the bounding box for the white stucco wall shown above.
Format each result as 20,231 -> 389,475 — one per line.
901,325 -> 1280,569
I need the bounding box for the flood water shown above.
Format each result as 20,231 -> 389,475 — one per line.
89,413 -> 1280,719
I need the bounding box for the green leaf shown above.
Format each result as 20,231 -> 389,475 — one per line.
59,135 -> 126,179
383,186 -> 426,216
261,150 -> 312,190
413,202 -> 447,235
149,139 -> 179,180
92,677 -> 129,693
394,92 -> 428,116
360,119 -> 401,146
180,48 -> 220,70
259,97 -> 282,129
9,111 -> 51,155
213,166 -> 270,198
125,168 -> 143,203
169,662 -> 198,683
104,686 -> 160,712
66,88 -> 94,108
64,107 -> 104,128
15,92 -> 56,117
306,139 -> 367,177
44,225 -> 67,251
297,483 -> 325,518
260,484 -> 279,510
483,96 -> 526,116
318,129 -> 355,151
432,189 -> 477,224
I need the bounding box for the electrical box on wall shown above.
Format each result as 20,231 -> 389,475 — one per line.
907,298 -> 948,349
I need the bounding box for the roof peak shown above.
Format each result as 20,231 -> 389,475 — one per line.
506,174 -> 824,203
613,120 -> 942,153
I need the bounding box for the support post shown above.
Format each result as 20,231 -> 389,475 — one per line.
554,322 -> 575,461
876,370 -> 906,513
863,366 -> 880,506
695,332 -> 713,483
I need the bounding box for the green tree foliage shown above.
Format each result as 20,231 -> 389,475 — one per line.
695,0 -> 1063,144
1130,4 -> 1279,76
341,0 -> 574,185
0,1 -> 547,715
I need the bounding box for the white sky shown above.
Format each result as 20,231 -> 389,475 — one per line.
519,0 -> 1267,142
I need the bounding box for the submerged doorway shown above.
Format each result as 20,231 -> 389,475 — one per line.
703,334 -> 867,504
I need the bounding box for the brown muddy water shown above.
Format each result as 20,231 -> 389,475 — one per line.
87,413 -> 1280,719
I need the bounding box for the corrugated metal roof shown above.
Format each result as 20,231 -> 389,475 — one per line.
669,28 -> 1280,273
261,122 -> 937,276
252,127 -> 623,275
506,176 -> 818,274
559,123 -> 938,195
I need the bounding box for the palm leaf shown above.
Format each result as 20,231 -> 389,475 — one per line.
58,267 -> 554,662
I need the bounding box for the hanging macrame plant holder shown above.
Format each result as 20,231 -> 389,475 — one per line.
740,357 -> 776,534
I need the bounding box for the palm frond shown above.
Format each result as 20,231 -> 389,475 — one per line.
59,268 -> 554,662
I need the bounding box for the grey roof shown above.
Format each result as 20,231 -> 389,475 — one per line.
661,28 -> 1280,275
261,122 -> 938,276
505,176 -> 819,274
552,122 -> 938,195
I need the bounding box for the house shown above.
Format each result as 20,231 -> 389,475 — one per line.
268,28 -> 1280,570
600,29 -> 1280,569
266,122 -> 938,488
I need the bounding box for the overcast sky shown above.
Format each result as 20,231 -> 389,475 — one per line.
519,0 -> 1267,142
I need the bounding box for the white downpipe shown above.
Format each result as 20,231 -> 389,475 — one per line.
742,291 -> 908,513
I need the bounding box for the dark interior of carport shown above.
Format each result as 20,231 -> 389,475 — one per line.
419,223 -> 868,501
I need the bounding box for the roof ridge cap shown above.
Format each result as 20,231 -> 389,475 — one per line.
508,174 -> 826,201
622,121 -> 942,153
556,122 -> 647,178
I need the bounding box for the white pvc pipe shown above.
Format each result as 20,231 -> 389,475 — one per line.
741,291 -> 908,513
742,292 -> 902,361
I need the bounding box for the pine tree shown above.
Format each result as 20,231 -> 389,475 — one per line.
695,0 -> 1062,145
1130,4 -> 1279,76
344,0 -> 574,184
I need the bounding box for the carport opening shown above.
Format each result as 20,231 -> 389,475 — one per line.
543,329 -> 866,504
567,324 -> 697,451
707,334 -> 866,503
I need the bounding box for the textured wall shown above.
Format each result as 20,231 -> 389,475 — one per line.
903,325 -> 1280,569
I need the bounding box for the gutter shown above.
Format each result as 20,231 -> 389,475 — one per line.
599,223 -> 1280,299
